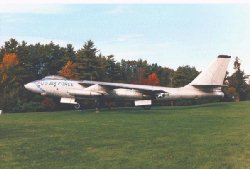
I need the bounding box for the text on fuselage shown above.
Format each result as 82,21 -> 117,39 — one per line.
37,81 -> 74,87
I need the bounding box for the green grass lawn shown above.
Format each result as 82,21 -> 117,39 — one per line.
0,102 -> 250,169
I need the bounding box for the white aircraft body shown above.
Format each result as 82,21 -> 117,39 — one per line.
24,55 -> 231,110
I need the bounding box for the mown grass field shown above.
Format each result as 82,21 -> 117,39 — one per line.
0,101 -> 250,169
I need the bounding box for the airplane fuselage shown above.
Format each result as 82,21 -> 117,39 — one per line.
25,79 -> 224,101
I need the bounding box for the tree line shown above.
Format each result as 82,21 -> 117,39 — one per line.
0,39 -> 249,112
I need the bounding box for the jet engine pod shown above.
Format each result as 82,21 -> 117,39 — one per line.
68,89 -> 102,96
113,88 -> 145,99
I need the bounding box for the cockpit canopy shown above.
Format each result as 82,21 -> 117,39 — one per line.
42,75 -> 67,80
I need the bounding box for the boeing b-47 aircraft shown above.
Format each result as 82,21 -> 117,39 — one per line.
24,55 -> 231,110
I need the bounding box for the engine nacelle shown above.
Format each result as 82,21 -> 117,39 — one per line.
68,89 -> 102,96
113,89 -> 145,99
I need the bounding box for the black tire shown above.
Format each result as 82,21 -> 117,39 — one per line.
74,103 -> 81,110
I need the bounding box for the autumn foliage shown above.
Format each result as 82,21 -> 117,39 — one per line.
2,53 -> 19,67
0,53 -> 20,81
147,73 -> 160,86
59,60 -> 78,80
133,72 -> 160,86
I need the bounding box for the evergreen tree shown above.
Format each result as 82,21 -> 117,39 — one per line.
158,67 -> 174,87
173,65 -> 199,87
225,57 -> 249,101
104,55 -> 121,82
76,40 -> 99,80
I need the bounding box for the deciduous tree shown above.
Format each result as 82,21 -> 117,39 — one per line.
59,60 -> 78,79
147,73 -> 160,86
0,53 -> 25,112
0,53 -> 20,82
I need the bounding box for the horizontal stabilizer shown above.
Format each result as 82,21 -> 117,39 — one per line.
192,84 -> 228,88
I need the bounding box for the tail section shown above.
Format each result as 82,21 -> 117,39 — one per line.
188,55 -> 231,87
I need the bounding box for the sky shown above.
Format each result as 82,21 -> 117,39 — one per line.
0,0 -> 250,75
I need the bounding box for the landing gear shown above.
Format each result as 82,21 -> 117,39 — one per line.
74,103 -> 81,110
143,105 -> 152,110
95,97 -> 102,113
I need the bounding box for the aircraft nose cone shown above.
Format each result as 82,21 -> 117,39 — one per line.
24,82 -> 43,94
24,83 -> 32,90
24,82 -> 39,93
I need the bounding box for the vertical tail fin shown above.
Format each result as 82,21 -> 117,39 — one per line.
188,55 -> 231,87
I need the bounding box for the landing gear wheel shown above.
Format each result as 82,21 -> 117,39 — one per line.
95,99 -> 100,113
143,105 -> 152,110
74,103 -> 81,110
